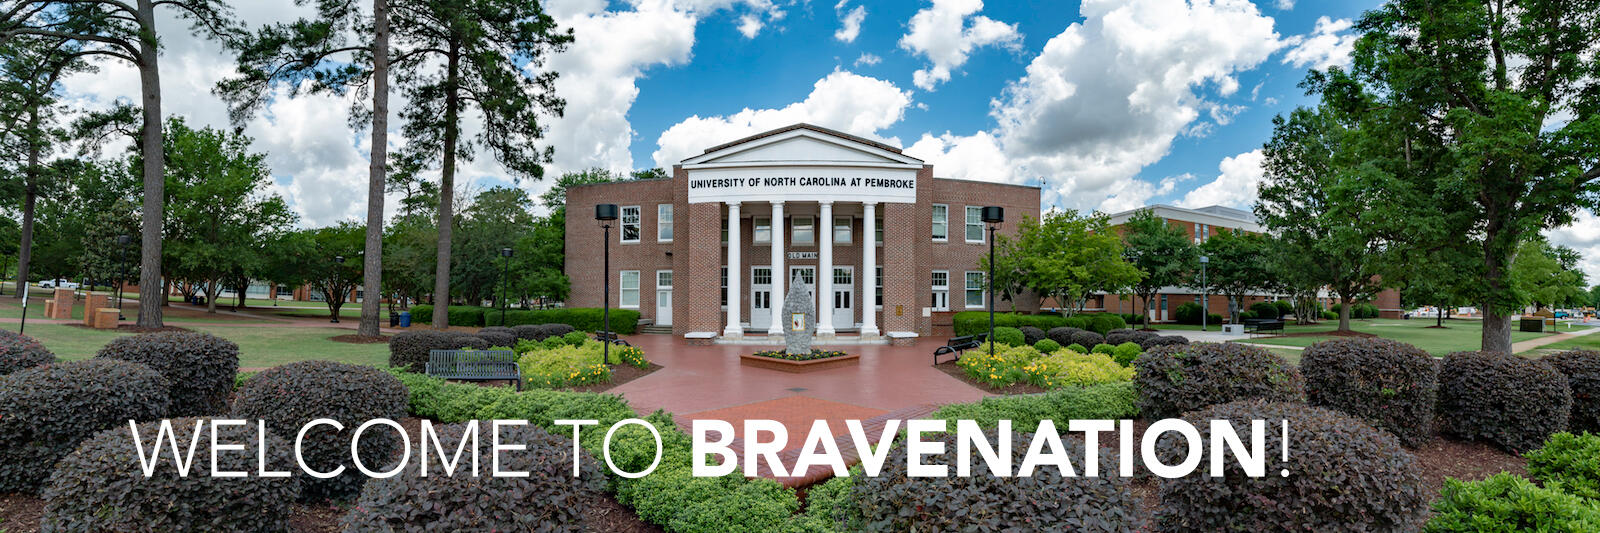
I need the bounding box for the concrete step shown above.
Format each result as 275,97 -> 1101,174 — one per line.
639,325 -> 673,335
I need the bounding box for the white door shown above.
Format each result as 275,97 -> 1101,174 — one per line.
832,267 -> 854,329
655,271 -> 673,327
750,267 -> 773,330
789,266 -> 816,300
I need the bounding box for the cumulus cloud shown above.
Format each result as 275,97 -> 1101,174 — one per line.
908,0 -> 1281,212
854,53 -> 882,67
651,70 -> 913,167
1547,210 -> 1600,285
899,0 -> 1021,91
1175,149 -> 1266,210
835,3 -> 867,42
1282,16 -> 1356,71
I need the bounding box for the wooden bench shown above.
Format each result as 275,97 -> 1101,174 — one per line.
1247,320 -> 1285,336
425,349 -> 522,390
932,333 -> 988,365
592,331 -> 632,347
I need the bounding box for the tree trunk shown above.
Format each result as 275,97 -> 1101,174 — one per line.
205,281 -> 218,313
1436,301 -> 1444,327
16,180 -> 36,300
1337,296 -> 1352,332
358,0 -> 390,338
135,0 -> 165,329
430,41 -> 461,330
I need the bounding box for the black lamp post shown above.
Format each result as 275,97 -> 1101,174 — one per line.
331,255 -> 345,323
596,204 -> 619,365
1199,255 -> 1209,332
981,206 -> 1004,356
116,234 -> 131,320
499,247 -> 514,326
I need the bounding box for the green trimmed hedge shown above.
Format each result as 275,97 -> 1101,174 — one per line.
952,312 -> 1126,336
485,308 -> 641,333
1425,473 -> 1600,532
406,305 -> 488,327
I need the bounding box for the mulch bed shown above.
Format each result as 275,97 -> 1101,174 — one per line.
1262,329 -> 1378,339
932,359 -> 1048,395
63,323 -> 192,333
330,334 -> 391,344
567,363 -> 664,393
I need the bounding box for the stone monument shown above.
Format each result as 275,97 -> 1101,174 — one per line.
782,274 -> 816,354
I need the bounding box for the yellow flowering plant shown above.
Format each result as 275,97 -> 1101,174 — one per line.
516,339 -> 651,388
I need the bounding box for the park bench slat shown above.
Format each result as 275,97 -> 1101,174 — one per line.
932,333 -> 988,365
426,349 -> 521,390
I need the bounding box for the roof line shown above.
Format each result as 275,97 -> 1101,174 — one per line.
700,123 -> 907,156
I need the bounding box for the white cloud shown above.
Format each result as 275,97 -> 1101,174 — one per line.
1275,0 -> 1295,9
899,0 -> 1021,91
737,14 -> 764,38
1547,210 -> 1600,285
1176,149 -> 1266,210
854,53 -> 882,67
1282,16 -> 1356,71
835,4 -> 867,42
652,70 -> 913,167
908,0 -> 1282,212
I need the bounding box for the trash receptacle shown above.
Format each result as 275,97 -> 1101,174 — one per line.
399,311 -> 411,328
389,314 -> 400,327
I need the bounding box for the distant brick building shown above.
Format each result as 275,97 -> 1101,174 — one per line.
565,124 -> 1041,339
1094,204 -> 1403,321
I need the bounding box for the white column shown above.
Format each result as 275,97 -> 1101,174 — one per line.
817,201 -> 835,337
861,202 -> 879,337
723,202 -> 742,338
767,201 -> 785,336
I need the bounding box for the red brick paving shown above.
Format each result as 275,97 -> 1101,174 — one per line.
683,396 -> 888,451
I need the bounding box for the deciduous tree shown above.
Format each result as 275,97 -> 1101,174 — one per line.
1121,209 -> 1197,324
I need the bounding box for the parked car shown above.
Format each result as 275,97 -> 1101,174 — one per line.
1554,310 -> 1571,318
38,279 -> 79,290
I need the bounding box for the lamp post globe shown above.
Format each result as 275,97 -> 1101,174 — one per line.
981,207 -> 1004,356
596,204 -> 619,365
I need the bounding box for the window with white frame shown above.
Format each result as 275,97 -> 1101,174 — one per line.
620,270 -> 640,308
754,216 -> 771,244
657,270 -> 672,289
793,216 -> 815,245
875,265 -> 883,307
931,270 -> 949,310
621,206 -> 641,243
875,216 -> 884,245
720,267 -> 728,307
965,206 -> 984,243
834,216 -> 851,244
721,218 -> 728,244
657,204 -> 673,242
965,271 -> 985,308
931,204 -> 948,241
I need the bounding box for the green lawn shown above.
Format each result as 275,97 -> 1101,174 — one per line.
1518,330 -> 1600,357
1208,318 -> 1553,355
0,297 -> 262,323
12,323 -> 388,368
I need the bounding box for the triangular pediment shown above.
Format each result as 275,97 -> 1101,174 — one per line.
682,124 -> 923,167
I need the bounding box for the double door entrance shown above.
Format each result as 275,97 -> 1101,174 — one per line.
750,265 -> 853,331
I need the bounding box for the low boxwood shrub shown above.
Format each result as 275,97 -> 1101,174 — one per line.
388,330 -> 490,369
0,359 -> 170,492
854,428 -> 1138,532
0,329 -> 54,375
783,473 -> 863,532
1424,473 -> 1600,532
95,331 -> 240,417
952,311 -> 1073,336
486,308 -> 641,333
1135,342 -> 1304,419
1437,351 -> 1571,453
1033,339 -> 1061,353
1321,310 -> 1338,320
1249,301 -> 1281,320
1066,343 -> 1087,353
384,367 -> 447,416
232,361 -> 408,500
930,381 -> 1140,432
1137,335 -> 1189,350
668,478 -> 800,533
1083,313 -> 1126,334
1155,400 -> 1427,531
408,304 -> 488,327
341,423 -> 605,532
1112,342 -> 1140,367
1274,300 -> 1294,317
1301,338 -> 1438,448
1091,343 -> 1116,355
1545,349 -> 1600,433
992,326 -> 1025,346
41,417 -> 299,532
1524,432 -> 1600,502
1173,302 -> 1203,324
1018,325 -> 1046,345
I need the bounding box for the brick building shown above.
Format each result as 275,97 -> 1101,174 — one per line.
1093,204 -> 1402,321
565,124 -> 1041,340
